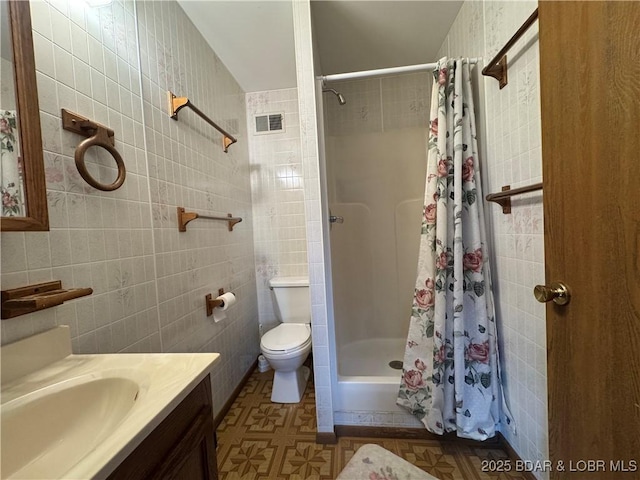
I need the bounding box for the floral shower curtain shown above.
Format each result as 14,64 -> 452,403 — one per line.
397,58 -> 512,440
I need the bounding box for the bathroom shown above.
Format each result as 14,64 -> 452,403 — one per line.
1,0 -> 638,479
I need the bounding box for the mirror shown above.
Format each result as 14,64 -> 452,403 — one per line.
0,0 -> 48,231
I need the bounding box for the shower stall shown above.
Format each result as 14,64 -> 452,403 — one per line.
320,72 -> 432,423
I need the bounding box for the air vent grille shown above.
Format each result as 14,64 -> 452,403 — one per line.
269,114 -> 282,131
254,113 -> 284,134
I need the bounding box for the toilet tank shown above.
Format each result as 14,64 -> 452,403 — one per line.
269,276 -> 310,323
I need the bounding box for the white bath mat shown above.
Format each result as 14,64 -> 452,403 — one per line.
337,443 -> 440,479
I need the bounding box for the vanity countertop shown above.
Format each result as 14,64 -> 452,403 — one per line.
1,327 -> 220,479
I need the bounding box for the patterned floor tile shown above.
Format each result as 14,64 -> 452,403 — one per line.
216,367 -> 531,480
396,440 -> 469,480
217,404 -> 245,430
236,375 -> 261,399
289,400 -> 317,433
244,402 -> 291,433
218,438 -> 277,478
279,439 -> 337,479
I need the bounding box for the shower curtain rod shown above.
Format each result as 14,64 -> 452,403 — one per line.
321,58 -> 480,83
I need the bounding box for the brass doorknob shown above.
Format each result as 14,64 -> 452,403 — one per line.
533,282 -> 571,305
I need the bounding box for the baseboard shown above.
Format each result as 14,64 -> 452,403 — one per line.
497,432 -> 538,480
213,359 -> 258,429
335,425 -> 500,446
316,431 -> 338,444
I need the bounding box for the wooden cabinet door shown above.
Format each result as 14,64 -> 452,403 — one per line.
107,377 -> 217,480
539,2 -> 640,478
151,408 -> 218,480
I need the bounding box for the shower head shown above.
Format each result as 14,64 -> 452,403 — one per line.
322,87 -> 346,105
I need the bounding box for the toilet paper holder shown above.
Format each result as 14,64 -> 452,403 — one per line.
206,288 -> 227,317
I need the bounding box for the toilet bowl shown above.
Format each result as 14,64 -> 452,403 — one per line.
261,323 -> 311,403
260,277 -> 312,403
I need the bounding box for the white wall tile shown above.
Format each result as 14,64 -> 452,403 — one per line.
50,6 -> 72,52
1,233 -> 26,275
24,233 -> 52,269
136,0 -> 259,416
246,88 -> 308,334
53,45 -> 75,88
2,0 -> 258,420
291,0 -> 335,433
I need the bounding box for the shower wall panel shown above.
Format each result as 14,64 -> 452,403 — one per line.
324,73 -> 431,371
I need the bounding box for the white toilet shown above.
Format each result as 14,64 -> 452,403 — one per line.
260,276 -> 312,403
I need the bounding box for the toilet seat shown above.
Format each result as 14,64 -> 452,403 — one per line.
260,324 -> 311,354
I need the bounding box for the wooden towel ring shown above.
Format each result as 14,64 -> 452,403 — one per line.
62,109 -> 126,192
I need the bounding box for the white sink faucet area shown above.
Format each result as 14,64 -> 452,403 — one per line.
0,327 -> 220,480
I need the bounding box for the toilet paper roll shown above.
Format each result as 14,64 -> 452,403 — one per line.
215,292 -> 236,311
212,292 -> 236,323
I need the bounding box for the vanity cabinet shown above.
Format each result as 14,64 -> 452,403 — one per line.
107,375 -> 218,480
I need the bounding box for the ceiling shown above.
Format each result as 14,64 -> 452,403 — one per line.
311,1 -> 463,76
178,1 -> 297,92
178,1 -> 463,93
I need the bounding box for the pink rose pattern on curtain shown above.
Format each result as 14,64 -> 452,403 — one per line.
397,58 -> 513,441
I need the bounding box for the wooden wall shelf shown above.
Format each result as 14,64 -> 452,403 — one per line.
1,281 -> 93,319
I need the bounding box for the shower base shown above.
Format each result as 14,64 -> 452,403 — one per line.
335,338 -> 420,427
337,338 -> 405,377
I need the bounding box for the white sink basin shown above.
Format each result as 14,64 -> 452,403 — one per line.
1,327 -> 219,479
1,376 -> 139,479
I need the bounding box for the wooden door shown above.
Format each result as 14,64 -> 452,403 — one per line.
539,2 -> 640,478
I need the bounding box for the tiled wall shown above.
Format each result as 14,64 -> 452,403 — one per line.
246,88 -> 307,333
137,0 -> 258,413
292,0 -> 335,433
439,1 -> 548,476
333,409 -> 422,428
2,0 -> 155,353
0,0 -> 259,418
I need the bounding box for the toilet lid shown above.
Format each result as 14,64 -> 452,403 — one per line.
261,324 -> 311,351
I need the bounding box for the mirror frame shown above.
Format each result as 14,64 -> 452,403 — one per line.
1,0 -> 48,231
